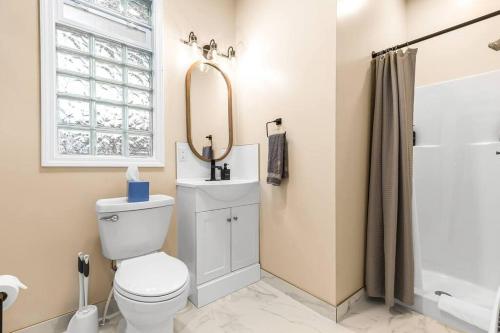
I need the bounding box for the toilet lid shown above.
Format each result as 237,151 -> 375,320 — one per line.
115,252 -> 189,302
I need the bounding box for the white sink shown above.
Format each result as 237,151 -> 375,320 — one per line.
176,179 -> 259,202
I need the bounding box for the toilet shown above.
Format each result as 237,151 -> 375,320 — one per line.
96,195 -> 189,333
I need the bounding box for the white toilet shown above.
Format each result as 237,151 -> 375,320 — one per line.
96,194 -> 189,333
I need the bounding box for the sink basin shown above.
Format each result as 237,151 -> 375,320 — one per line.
176,179 -> 259,202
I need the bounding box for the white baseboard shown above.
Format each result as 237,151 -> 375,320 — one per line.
13,300 -> 119,333
336,288 -> 365,322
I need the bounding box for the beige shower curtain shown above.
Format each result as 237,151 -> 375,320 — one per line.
366,49 -> 417,307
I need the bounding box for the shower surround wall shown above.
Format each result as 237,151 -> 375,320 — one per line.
414,71 -> 500,291
414,71 -> 500,292
413,69 -> 500,333
405,1 -> 500,331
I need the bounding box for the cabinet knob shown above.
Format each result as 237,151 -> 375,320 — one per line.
233,216 -> 238,221
227,218 -> 232,222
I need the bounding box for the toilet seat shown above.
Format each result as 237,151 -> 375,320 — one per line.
114,252 -> 189,303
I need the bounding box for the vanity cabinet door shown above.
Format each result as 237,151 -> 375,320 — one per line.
231,204 -> 260,271
196,208 -> 231,284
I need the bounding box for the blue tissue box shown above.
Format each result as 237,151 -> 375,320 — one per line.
127,181 -> 149,203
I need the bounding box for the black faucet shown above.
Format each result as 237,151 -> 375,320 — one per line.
208,159 -> 222,181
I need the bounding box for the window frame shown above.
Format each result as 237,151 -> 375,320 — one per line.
40,0 -> 165,167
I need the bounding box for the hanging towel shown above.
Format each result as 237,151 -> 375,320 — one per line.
267,133 -> 288,186
202,146 -> 213,160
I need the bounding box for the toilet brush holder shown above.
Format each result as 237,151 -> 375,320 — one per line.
66,305 -> 98,333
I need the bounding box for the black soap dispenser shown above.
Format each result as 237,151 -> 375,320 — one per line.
222,163 -> 231,180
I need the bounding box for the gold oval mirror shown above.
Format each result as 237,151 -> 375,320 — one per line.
185,61 -> 233,161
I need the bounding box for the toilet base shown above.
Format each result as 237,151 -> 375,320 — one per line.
113,281 -> 188,333
118,317 -> 174,333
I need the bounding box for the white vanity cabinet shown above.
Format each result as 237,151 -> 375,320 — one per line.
177,180 -> 261,307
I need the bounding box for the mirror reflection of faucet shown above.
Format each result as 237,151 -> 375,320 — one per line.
202,135 -> 214,160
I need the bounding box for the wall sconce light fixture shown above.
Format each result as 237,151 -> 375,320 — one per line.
181,31 -> 198,48
181,32 -> 236,62
220,46 -> 236,60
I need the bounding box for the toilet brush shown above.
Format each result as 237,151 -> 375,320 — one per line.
78,253 -> 84,310
83,255 -> 90,307
66,254 -> 97,333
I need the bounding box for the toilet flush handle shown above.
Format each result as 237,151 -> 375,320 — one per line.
100,215 -> 119,223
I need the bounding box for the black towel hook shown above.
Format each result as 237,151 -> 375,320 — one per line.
266,118 -> 282,137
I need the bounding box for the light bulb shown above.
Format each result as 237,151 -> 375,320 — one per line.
226,47 -> 236,64
199,62 -> 209,73
190,41 -> 199,55
210,50 -> 219,62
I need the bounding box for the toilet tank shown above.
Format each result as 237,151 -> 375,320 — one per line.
96,195 -> 175,260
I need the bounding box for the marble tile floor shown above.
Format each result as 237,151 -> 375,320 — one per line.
99,280 -> 342,333
97,271 -> 463,333
339,299 -> 463,333
260,270 -> 337,322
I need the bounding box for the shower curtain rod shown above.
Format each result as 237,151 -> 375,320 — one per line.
372,9 -> 500,58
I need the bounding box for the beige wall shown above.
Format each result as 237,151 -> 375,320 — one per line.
335,0 -> 407,304
0,0 -> 235,331
235,0 -> 337,304
406,0 -> 500,86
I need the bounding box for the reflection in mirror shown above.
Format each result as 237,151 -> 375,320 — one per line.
186,61 -> 233,161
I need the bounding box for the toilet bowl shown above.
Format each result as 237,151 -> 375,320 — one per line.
113,252 -> 189,333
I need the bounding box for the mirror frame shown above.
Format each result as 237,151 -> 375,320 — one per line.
185,61 -> 233,162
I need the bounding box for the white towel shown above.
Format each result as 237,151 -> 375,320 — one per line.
438,294 -> 490,331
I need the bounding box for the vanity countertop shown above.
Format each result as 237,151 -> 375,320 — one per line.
176,179 -> 259,188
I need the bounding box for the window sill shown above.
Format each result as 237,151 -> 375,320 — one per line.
41,156 -> 164,168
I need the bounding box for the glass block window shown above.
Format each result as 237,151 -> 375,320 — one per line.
80,0 -> 152,25
55,25 -> 153,157
41,0 -> 163,167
